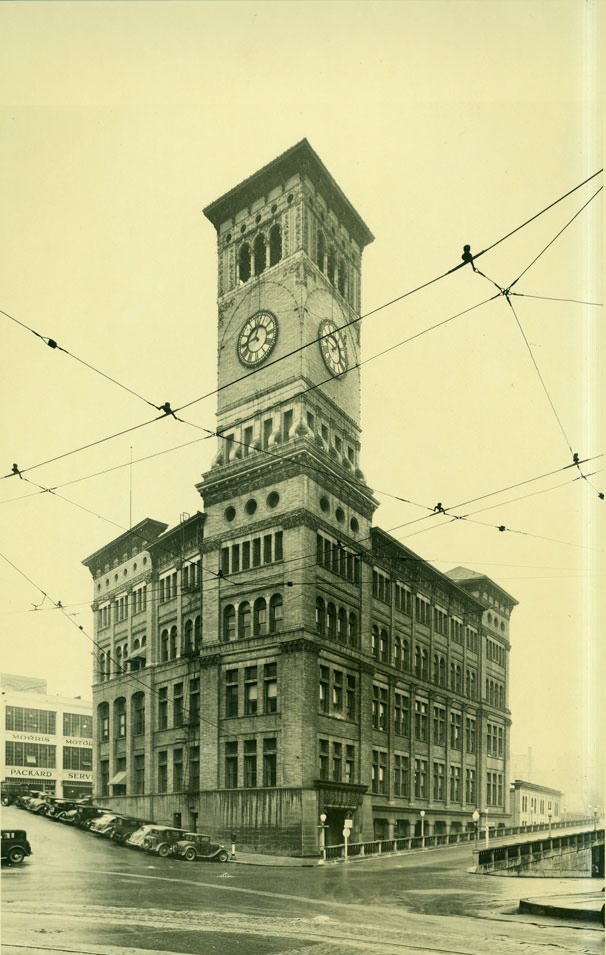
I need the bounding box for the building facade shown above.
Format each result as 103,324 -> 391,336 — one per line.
1,673 -> 93,799
509,779 -> 563,828
83,141 -> 517,854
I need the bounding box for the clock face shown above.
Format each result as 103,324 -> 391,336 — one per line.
319,319 -> 348,377
237,310 -> 278,367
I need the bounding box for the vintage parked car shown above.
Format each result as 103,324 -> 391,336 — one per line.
1,829 -> 32,865
89,813 -> 120,836
126,824 -> 196,857
171,834 -> 229,863
110,817 -> 148,844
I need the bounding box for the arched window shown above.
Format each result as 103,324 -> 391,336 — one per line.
372,624 -> 379,658
402,639 -> 410,670
238,242 -> 251,283
114,697 -> 126,739
269,593 -> 283,633
327,247 -> 336,285
160,629 -> 169,662
183,619 -> 193,655
337,258 -> 347,296
348,612 -> 358,647
439,656 -> 446,687
432,654 -> 440,684
450,662 -> 456,690
98,702 -> 109,742
131,691 -> 145,736
338,607 -> 347,642
115,646 -> 123,676
380,628 -> 389,662
421,648 -> 428,679
455,664 -> 462,693
170,626 -> 178,659
316,230 -> 325,271
253,597 -> 267,636
414,645 -> 422,676
315,597 -> 325,635
223,605 -> 236,641
253,233 -> 266,275
194,616 -> 202,652
238,601 -> 251,639
269,224 -> 282,265
327,603 -> 337,640
394,636 -> 402,669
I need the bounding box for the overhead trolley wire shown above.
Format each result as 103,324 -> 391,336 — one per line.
3,167 -> 601,484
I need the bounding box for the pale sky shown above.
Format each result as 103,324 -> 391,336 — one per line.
1,0 -> 603,810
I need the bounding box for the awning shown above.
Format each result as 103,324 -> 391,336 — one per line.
110,771 -> 126,785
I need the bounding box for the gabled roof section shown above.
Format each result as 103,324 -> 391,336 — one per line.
203,138 -> 374,248
82,518 -> 168,570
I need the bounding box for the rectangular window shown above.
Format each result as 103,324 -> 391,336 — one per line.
345,744 -> 355,784
332,741 -> 342,782
231,544 -> 240,573
189,677 -> 200,726
465,768 -> 476,804
225,741 -> 238,788
414,699 -> 428,741
241,540 -> 251,570
5,706 -> 56,735
221,547 -> 230,576
189,745 -> 200,791
372,750 -> 387,794
465,716 -> 476,753
134,754 -> 145,794
450,711 -> 461,749
100,760 -> 109,796
433,761 -> 445,800
346,675 -> 356,719
62,746 -> 92,771
264,662 -> 277,713
319,738 -> 329,780
414,758 -> 427,798
158,750 -> 168,792
263,418 -> 273,449
394,692 -> 409,736
274,531 -> 283,561
252,537 -> 261,567
415,595 -> 431,626
263,737 -> 277,787
173,683 -> 184,728
263,535 -> 272,563
225,669 -> 238,718
332,670 -> 343,711
173,748 -> 183,791
243,425 -> 253,457
319,666 -> 329,714
158,687 -> 168,730
244,739 -> 257,788
244,666 -> 258,715
449,765 -> 461,802
433,705 -> 446,746
62,712 -> 92,738
394,753 -> 409,796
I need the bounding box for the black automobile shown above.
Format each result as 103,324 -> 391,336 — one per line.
1,829 -> 32,865
171,834 -> 229,863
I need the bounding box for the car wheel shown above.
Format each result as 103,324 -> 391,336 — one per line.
157,843 -> 170,857
8,847 -> 25,864
217,849 -> 229,863
184,846 -> 197,862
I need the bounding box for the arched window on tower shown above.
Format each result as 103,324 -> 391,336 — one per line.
253,233 -> 266,276
223,605 -> 236,642
183,619 -> 193,655
170,626 -> 178,659
239,243 -> 251,283
337,258 -> 347,297
269,224 -> 282,266
160,628 -> 169,662
238,601 -> 251,639
269,594 -> 283,633
327,247 -> 336,285
194,615 -> 202,652
316,230 -> 325,271
253,597 -> 267,636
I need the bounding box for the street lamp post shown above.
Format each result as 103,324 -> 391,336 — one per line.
420,810 -> 426,848
318,811 -> 328,862
472,809 -> 480,849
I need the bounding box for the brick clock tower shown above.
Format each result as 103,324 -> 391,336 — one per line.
197,140 -> 377,852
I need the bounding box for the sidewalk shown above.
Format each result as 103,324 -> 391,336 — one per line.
519,890 -> 605,924
230,851 -> 318,866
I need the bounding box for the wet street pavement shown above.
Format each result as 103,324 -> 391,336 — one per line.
2,805 -> 603,954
